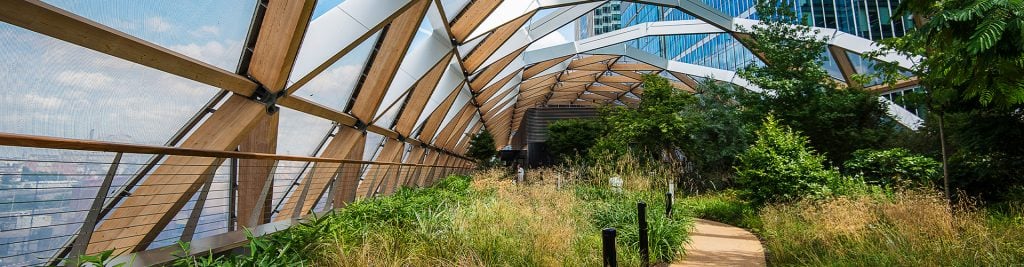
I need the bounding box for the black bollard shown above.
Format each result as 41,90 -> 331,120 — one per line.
638,202 -> 649,267
665,192 -> 673,217
602,228 -> 617,267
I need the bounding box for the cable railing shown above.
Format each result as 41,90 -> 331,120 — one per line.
0,132 -> 473,266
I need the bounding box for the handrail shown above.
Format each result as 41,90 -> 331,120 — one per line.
0,132 -> 472,167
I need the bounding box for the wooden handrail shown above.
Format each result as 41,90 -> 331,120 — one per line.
0,132 -> 470,168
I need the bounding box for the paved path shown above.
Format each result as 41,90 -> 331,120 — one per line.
671,219 -> 766,267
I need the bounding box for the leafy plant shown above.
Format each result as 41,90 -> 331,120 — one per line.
594,74 -> 699,161
735,115 -> 842,206
843,148 -> 941,188
546,118 -> 605,162
466,130 -> 498,168
64,249 -> 126,267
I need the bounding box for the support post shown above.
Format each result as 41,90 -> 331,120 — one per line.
292,170 -> 315,219
69,152 -> 122,261
665,192 -> 673,217
182,163 -> 218,242
251,160 -> 278,226
638,202 -> 649,267
602,228 -> 617,267
227,157 -> 238,232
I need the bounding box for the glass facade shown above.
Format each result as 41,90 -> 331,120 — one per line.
578,0 -> 913,71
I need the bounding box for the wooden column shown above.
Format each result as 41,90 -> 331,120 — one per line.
236,114 -> 279,228
334,133 -> 367,206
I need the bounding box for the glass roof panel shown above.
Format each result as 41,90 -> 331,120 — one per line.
289,31 -> 380,110
0,23 -> 220,146
43,0 -> 256,71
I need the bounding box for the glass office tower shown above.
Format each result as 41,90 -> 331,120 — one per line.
577,0 -> 914,72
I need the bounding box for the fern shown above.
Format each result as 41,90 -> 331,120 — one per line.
968,11 -> 1007,53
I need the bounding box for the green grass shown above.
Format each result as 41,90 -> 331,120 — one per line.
574,186 -> 693,264
173,169 -> 694,266
677,190 -> 761,230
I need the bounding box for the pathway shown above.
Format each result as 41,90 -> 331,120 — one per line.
671,219 -> 766,267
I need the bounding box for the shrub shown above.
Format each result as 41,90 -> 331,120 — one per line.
735,115 -> 841,206
678,190 -> 761,230
843,148 -> 941,188
546,118 -> 605,162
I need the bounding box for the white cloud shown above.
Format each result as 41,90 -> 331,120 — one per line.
22,94 -> 64,109
169,40 -> 240,70
190,25 -> 221,38
144,17 -> 173,32
54,71 -> 114,89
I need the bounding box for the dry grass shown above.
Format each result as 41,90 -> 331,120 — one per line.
760,189 -> 1024,266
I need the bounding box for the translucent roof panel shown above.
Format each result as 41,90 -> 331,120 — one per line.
289,31 -> 379,110
43,0 -> 256,71
277,107 -> 335,156
822,50 -> 846,82
846,51 -> 887,87
312,0 -> 348,19
0,23 -> 221,146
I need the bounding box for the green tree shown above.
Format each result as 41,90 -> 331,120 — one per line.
466,130 -> 497,168
870,0 -> 1024,202
735,115 -> 841,206
878,0 -> 1024,109
684,79 -> 755,172
738,0 -> 894,164
594,74 -> 698,160
546,118 -> 605,162
843,148 -> 941,188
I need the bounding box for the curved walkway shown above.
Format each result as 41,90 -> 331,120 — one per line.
672,219 -> 766,267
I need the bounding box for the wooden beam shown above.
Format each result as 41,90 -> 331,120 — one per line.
598,75 -> 638,84
668,71 -> 700,90
469,47 -> 527,91
349,0 -> 430,122
380,144 -> 407,195
416,83 -> 462,141
866,77 -> 921,93
278,96 -> 359,126
400,146 -> 427,187
394,53 -> 455,136
433,105 -> 475,145
731,32 -> 768,64
333,133 -> 366,206
523,55 -> 571,79
475,71 -> 518,102
828,45 -> 858,86
0,0 -> 257,97
449,0 -> 502,43
463,11 -> 535,73
568,55 -> 617,69
610,63 -> 661,71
